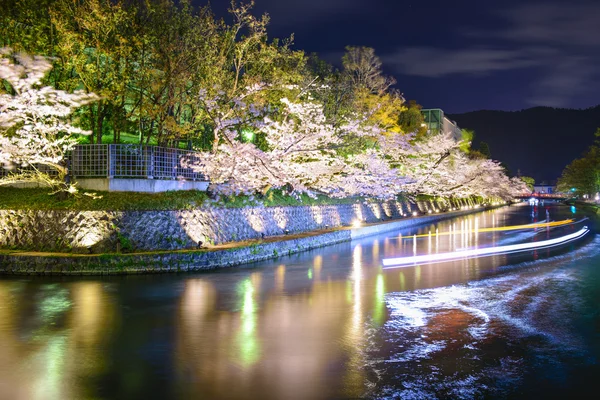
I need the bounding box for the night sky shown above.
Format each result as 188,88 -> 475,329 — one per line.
207,0 -> 600,113
204,0 -> 600,180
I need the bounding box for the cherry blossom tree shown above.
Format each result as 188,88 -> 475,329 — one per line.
0,48 -> 99,193
196,94 -> 415,199
194,89 -> 526,201
378,129 -> 525,200
195,95 -> 348,196
386,131 -> 463,196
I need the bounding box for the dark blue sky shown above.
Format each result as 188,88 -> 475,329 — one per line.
205,0 -> 600,113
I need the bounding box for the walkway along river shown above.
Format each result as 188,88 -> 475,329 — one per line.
0,203 -> 599,399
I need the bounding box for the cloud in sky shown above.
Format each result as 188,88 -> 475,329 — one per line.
383,1 -> 600,108
382,47 -> 541,78
499,2 -> 600,47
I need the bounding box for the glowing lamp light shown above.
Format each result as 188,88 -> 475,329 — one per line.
352,219 -> 362,228
382,227 -> 589,269
240,128 -> 255,142
412,211 -> 418,217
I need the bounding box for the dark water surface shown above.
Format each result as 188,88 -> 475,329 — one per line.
1,203 -> 600,399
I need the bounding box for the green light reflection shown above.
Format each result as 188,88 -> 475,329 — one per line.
236,279 -> 260,366
39,287 -> 71,324
33,334 -> 67,400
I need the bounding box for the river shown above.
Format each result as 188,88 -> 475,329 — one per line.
1,203 -> 599,399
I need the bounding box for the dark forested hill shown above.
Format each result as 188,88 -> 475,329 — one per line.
447,106 -> 600,182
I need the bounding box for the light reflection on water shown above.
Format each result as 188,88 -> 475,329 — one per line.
0,204 -> 598,399
368,238 -> 600,399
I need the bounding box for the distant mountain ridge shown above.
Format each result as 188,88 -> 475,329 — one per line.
447,105 -> 600,182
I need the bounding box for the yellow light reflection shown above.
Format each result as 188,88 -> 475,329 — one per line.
413,235 -> 417,255
275,264 -> 286,292
351,245 -> 362,331
399,272 -> 406,290
313,255 -> 322,281
372,240 -> 380,260
372,274 -> 386,326
400,219 -> 574,240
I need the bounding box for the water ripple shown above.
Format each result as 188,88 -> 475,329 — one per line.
365,236 -> 600,398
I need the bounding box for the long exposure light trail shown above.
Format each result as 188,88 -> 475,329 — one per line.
400,219 -> 574,240
382,226 -> 589,269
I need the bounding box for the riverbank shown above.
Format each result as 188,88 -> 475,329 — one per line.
1,194 -> 486,253
0,205 -> 503,275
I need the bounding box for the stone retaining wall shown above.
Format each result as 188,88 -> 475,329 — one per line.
0,230 -> 352,275
0,206 -> 490,275
0,198 -> 480,253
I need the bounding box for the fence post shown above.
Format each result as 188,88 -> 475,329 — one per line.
147,146 -> 154,179
172,148 -> 177,180
108,144 -> 113,178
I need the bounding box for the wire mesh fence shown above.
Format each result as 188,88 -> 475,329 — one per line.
70,144 -> 109,177
0,163 -> 60,179
70,144 -> 206,180
1,145 -> 207,182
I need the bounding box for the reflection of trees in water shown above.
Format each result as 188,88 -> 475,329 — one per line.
173,251 -> 386,399
0,281 -> 116,400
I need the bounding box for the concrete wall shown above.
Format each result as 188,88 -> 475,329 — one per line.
76,178 -> 210,192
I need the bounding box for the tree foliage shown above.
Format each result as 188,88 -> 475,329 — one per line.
519,176 -> 535,191
557,143 -> 600,196
0,48 -> 98,192
0,0 -> 525,201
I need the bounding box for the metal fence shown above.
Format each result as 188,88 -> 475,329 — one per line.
70,144 -> 206,180
0,163 -> 60,179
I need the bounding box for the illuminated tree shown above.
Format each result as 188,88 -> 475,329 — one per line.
195,95 -> 346,196
519,176 -> 535,192
342,46 -> 395,95
0,48 -> 98,193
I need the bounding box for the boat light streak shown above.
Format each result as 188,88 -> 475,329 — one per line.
399,219 -> 574,240
382,227 -> 589,269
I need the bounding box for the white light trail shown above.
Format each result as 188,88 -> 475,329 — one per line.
382,227 -> 590,269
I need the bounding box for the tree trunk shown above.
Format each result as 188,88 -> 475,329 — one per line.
88,105 -> 95,144
96,105 -> 104,145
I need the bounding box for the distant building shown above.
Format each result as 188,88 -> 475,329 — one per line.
533,184 -> 555,194
421,108 -> 462,141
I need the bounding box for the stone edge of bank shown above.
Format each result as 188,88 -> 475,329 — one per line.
0,206 -> 499,275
